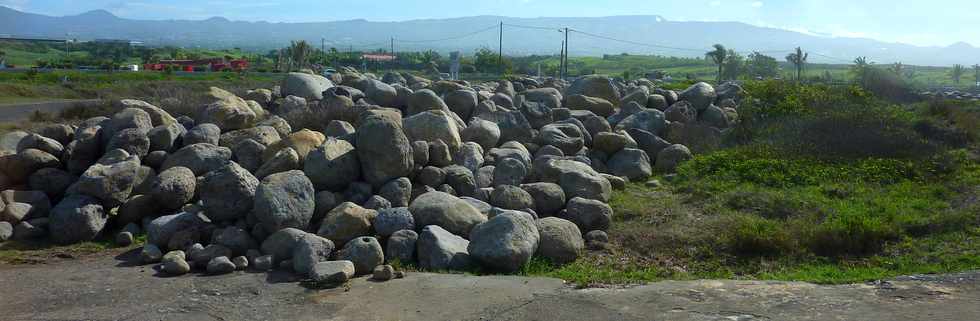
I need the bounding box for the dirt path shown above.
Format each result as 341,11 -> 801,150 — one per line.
0,99 -> 103,122
1,249 -> 978,321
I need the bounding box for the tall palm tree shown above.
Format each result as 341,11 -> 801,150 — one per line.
890,62 -> 904,77
951,64 -> 965,84
785,47 -> 808,82
289,40 -> 313,71
851,56 -> 872,86
705,44 -> 727,83
974,64 -> 980,86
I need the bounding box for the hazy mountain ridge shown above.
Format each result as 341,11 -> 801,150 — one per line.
1,6 -> 977,66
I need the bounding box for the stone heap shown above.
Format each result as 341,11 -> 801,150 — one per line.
0,70 -> 739,286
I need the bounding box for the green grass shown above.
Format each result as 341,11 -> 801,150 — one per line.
521,81 -> 980,286
0,238 -> 118,265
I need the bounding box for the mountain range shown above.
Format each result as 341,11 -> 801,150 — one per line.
1,6 -> 978,66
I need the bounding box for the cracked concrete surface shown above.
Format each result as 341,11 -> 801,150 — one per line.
1,249 -> 978,321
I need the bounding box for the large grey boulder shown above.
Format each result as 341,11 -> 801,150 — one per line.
281,72 -> 334,100
535,123 -> 585,155
214,226 -> 258,256
406,89 -> 450,116
626,128 -> 671,161
468,212 -> 539,272
558,169 -> 612,203
356,113 -> 414,187
562,197 -> 614,232
665,101 -> 697,123
253,170 -> 315,232
147,123 -> 185,152
492,157 -> 526,187
260,227 -> 306,262
460,118 -> 500,152
48,195 -> 107,245
566,94 -> 615,118
607,148 -> 652,181
116,99 -> 178,127
374,207 -> 414,237
146,211 -> 207,248
417,225 -> 470,271
28,168 -> 75,201
445,89 -> 478,120
403,110 -> 462,152
656,144 -> 693,172
409,191 -> 485,238
65,126 -> 102,176
254,147 -> 300,179
678,82 -> 716,111
105,108 -> 153,142
567,75 -> 621,105
292,233 -> 335,277
364,79 -> 398,107
304,138 -> 360,192
615,109 -> 668,136
700,104 -> 731,129
386,229 -> 418,264
148,166 -> 196,211
183,123 -> 221,146
489,185 -> 534,211
197,87 -> 258,131
231,139 -> 265,173
442,165 -> 478,198
75,152 -> 141,207
17,133 -> 64,157
535,217 -> 584,264
218,126 -> 281,148
199,162 -> 259,222
336,236 -> 384,275
316,202 -> 377,246
521,182 -> 565,217
378,177 -> 411,208
161,143 -> 232,176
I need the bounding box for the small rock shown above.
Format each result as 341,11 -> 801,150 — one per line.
116,231 -> 135,246
310,260 -> 355,286
372,264 -> 396,281
645,179 -> 663,188
162,258 -> 191,275
141,244 -> 163,263
206,256 -> 236,275
232,256 -> 249,270
253,255 -> 274,271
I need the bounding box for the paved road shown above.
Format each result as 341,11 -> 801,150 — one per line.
1,249 -> 978,321
0,99 -> 103,122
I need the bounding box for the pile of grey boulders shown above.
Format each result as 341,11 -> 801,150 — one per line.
0,69 -> 739,286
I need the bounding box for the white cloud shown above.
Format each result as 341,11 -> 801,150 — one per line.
0,0 -> 30,11
751,1 -> 763,7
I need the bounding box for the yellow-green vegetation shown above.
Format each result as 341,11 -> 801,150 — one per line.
525,81 -> 980,286
0,239 -> 116,265
0,70 -> 277,115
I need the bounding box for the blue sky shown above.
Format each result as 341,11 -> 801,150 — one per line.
1,0 -> 977,47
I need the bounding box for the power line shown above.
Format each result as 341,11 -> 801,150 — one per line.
395,24 -> 499,43
567,29 -> 707,52
809,52 -> 854,63
502,23 -> 563,32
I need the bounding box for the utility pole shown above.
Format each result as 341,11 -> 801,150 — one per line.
562,27 -> 569,79
321,38 -> 325,53
559,39 -> 565,79
498,21 -> 503,75
390,37 -> 395,71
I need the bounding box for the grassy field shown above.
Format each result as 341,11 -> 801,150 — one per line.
0,70 -> 977,287
524,82 -> 980,286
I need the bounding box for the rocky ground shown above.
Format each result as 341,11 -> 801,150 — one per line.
1,249 -> 978,321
